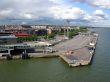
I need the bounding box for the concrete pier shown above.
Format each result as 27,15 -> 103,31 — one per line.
58,33 -> 98,67
60,47 -> 93,67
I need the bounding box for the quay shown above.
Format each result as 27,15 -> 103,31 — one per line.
0,32 -> 98,67
58,32 -> 98,67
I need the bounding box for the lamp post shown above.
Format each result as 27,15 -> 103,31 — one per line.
66,19 -> 71,39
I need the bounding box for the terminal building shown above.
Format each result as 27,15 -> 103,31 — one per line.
0,32 -> 53,60
0,32 -> 17,45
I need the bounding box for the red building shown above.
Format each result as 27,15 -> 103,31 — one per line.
3,25 -> 31,38
13,31 -> 30,38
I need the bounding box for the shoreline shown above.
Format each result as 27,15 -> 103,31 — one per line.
0,32 -> 98,67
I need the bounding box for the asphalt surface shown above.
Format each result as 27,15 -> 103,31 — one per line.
54,34 -> 94,52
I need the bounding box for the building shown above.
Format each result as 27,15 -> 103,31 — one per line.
47,28 -> 52,34
2,25 -> 31,38
31,25 -> 47,29
0,25 -> 74,38
13,31 -> 30,38
0,32 -> 17,45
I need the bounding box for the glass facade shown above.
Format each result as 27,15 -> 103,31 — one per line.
0,33 -> 17,45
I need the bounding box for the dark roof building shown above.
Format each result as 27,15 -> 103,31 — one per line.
0,32 -> 17,45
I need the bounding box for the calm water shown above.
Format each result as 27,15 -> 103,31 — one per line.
0,28 -> 110,82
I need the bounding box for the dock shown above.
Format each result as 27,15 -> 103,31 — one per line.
0,32 -> 98,67
57,33 -> 98,67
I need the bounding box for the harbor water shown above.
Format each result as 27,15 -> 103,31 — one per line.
0,28 -> 110,82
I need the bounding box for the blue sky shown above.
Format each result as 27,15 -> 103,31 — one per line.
0,0 -> 110,27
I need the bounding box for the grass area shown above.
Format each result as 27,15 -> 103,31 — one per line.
69,27 -> 88,38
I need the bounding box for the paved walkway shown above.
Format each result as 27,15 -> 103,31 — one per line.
54,34 -> 94,52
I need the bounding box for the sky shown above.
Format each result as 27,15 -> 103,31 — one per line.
0,0 -> 110,27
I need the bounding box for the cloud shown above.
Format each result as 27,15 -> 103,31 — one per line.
84,9 -> 108,22
0,0 -> 57,19
0,0 -> 109,21
49,6 -> 86,20
73,0 -> 110,9
84,14 -> 93,21
93,10 -> 108,20
49,0 -> 64,4
0,0 -> 109,27
0,8 -> 13,19
92,0 -> 110,9
49,6 -> 108,23
0,0 -> 73,20
20,13 -> 34,19
0,9 -> 12,15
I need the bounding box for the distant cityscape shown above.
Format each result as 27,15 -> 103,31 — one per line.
0,25 -> 73,37
0,25 -> 81,44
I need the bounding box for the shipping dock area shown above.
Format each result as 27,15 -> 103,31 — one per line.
0,32 -> 98,67
57,32 -> 98,67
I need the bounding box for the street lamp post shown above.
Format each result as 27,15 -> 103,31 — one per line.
66,19 -> 71,39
